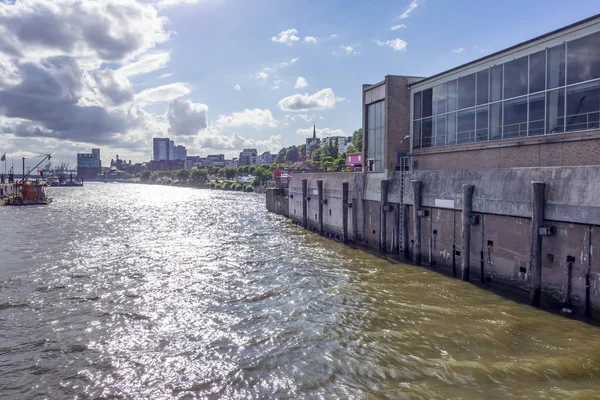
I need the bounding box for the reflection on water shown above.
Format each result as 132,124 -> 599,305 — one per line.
1,183 -> 599,399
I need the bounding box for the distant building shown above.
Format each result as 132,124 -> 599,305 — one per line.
305,125 -> 320,159
169,140 -> 175,160
346,152 -> 363,171
174,145 -> 187,161
319,136 -> 353,157
77,148 -> 101,179
239,148 -> 258,166
153,138 -> 170,161
226,159 -> 238,168
207,154 -> 225,163
259,151 -> 275,165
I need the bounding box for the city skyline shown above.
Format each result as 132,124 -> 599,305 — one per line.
0,0 -> 599,169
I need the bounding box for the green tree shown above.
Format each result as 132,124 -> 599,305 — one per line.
299,144 -> 306,156
275,148 -> 286,164
334,157 -> 346,167
140,170 -> 151,182
254,165 -> 272,183
189,169 -> 207,184
286,146 -> 299,163
352,128 -> 363,152
222,167 -> 237,180
311,147 -> 322,162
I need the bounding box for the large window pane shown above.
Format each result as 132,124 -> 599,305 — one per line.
476,106 -> 489,142
458,73 -> 476,110
566,81 -> 600,132
413,92 -> 421,119
447,80 -> 458,112
503,96 -> 528,138
546,88 -> 565,134
489,102 -> 502,140
490,65 -> 503,102
457,108 -> 475,144
433,83 -> 447,115
567,31 -> 600,85
547,44 -> 565,89
529,50 -> 546,93
413,120 -> 421,149
504,56 -> 528,99
422,88 -> 433,118
447,112 -> 456,145
435,115 -> 446,147
528,93 -> 545,136
477,69 -> 489,105
421,118 -> 432,148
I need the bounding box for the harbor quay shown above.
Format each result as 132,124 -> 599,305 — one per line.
267,14 -> 600,320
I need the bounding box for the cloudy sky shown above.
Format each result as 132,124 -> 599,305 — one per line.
0,0 -> 598,168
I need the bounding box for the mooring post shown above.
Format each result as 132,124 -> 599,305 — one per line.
412,180 -> 422,265
380,180 -> 390,252
302,179 -> 308,229
342,182 -> 349,243
461,184 -> 474,282
530,181 -> 545,307
392,204 -> 400,254
317,179 -> 324,234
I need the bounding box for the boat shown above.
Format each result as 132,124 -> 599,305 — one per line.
4,181 -> 52,206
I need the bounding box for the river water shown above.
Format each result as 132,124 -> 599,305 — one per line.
1,183 -> 600,399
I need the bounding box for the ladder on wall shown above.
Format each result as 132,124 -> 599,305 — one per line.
398,156 -> 410,257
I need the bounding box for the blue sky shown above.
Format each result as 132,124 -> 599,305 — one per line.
0,0 -> 598,167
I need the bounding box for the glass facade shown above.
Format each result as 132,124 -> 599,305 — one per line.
412,30 -> 600,149
366,100 -> 385,171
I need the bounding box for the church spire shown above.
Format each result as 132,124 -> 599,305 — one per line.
313,124 -> 316,140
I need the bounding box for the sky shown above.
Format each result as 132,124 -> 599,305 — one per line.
0,0 -> 598,169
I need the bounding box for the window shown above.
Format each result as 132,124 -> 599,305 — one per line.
435,115 -> 446,146
503,96 -> 528,138
433,83 -> 447,115
565,81 -> 600,132
567,31 -> 600,85
477,69 -> 489,105
413,120 -> 421,149
489,102 -> 502,140
529,50 -> 546,93
413,92 -> 422,119
476,106 -> 489,141
504,56 -> 528,99
546,88 -> 565,134
365,101 -> 385,171
528,93 -> 545,136
422,118 -> 433,148
458,73 -> 476,110
447,80 -> 458,112
422,88 -> 433,118
490,65 -> 503,102
447,112 -> 457,145
457,108 -> 475,144
547,44 -> 565,89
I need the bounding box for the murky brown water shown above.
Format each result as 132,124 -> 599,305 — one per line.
1,183 -> 600,399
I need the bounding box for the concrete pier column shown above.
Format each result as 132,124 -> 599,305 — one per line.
317,179 -> 324,234
402,204 -> 410,259
302,179 -> 308,229
380,180 -> 390,252
461,184 -> 474,282
530,181 -> 545,307
342,182 -> 349,243
392,204 -> 400,254
412,180 -> 422,265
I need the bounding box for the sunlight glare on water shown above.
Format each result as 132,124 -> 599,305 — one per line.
1,183 -> 600,399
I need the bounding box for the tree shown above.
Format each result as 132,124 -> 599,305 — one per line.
275,148 -> 286,164
222,167 -> 237,180
286,146 -> 299,163
189,168 -> 207,184
352,128 -> 363,152
299,144 -> 306,156
311,147 -> 322,162
254,165 -> 272,183
323,139 -> 338,159
334,157 -> 346,167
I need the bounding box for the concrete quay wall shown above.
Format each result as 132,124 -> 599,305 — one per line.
266,166 -> 600,321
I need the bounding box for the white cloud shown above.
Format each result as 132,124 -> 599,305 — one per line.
256,72 -> 269,81
159,73 -> 173,79
377,39 -> 407,52
391,24 -> 407,30
135,82 -> 191,104
167,99 -> 208,136
295,77 -> 308,89
216,109 -> 278,129
285,114 -> 314,122
452,48 -> 465,54
158,0 -> 198,8
303,36 -> 317,44
330,34 -> 339,39
336,97 -> 347,102
196,130 -> 281,154
270,80 -> 283,90
296,127 -> 345,137
399,0 -> 420,19
274,57 -> 299,69
271,29 -> 300,45
118,52 -> 170,77
234,84 -> 241,91
278,88 -> 337,112
341,45 -> 360,56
